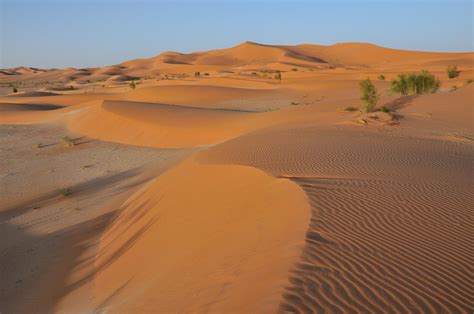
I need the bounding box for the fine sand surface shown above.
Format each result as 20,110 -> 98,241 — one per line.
1,42 -> 473,313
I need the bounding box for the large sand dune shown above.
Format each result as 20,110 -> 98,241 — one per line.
1,42 -> 473,313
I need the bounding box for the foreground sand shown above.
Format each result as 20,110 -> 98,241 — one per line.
1,42 -> 473,313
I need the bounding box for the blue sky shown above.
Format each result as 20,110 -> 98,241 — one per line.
1,0 -> 472,68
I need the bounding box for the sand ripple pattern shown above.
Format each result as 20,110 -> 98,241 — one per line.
200,126 -> 474,313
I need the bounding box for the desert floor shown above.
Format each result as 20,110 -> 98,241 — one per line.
1,42 -> 473,313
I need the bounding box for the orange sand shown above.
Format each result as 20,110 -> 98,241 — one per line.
1,42 -> 473,313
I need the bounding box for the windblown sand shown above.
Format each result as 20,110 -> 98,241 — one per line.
1,42 -> 473,313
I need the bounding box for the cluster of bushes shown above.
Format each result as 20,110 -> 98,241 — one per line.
447,65 -> 460,79
358,69 -> 441,114
390,70 -> 440,96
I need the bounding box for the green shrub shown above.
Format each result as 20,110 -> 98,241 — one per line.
359,79 -> 379,113
447,65 -> 460,79
378,75 -> 385,80
390,70 -> 440,96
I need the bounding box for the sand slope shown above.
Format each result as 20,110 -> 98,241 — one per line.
199,125 -> 474,313
60,157 -> 309,313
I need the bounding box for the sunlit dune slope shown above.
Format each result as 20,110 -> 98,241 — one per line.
67,157 -> 309,313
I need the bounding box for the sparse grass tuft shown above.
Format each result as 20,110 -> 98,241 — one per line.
466,79 -> 473,84
34,143 -> 43,149
344,106 -> 358,112
359,79 -> 379,113
129,80 -> 136,90
59,188 -> 72,196
275,72 -> 282,80
447,65 -> 460,79
390,70 -> 440,96
380,105 -> 390,113
60,136 -> 75,147
378,75 -> 386,81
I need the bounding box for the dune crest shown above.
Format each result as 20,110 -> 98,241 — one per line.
57,157 -> 310,313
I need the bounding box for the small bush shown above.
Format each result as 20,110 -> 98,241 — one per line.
380,105 -> 390,113
466,79 -> 473,84
195,71 -> 201,77
291,101 -> 299,106
291,68 -> 298,72
390,70 -> 440,96
447,65 -> 460,79
359,79 -> 379,113
129,80 -> 136,90
275,73 -> 282,80
344,106 -> 358,112
60,136 -> 75,147
378,75 -> 385,81
204,72 -> 210,76
13,87 -> 18,93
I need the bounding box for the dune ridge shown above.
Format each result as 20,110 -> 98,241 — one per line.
199,126 -> 473,313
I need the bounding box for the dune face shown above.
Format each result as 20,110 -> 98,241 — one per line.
1,42 -> 473,313
200,126 -> 473,313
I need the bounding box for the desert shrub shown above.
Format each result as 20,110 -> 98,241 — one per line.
13,87 -> 18,93
60,136 -> 75,147
466,79 -> 473,84
291,68 -> 298,71
390,70 -> 440,96
129,80 -> 136,90
204,72 -> 210,76
344,106 -> 358,112
380,105 -> 390,113
447,65 -> 460,79
195,71 -> 201,77
275,72 -> 282,80
359,79 -> 379,113
291,101 -> 299,105
378,75 -> 386,80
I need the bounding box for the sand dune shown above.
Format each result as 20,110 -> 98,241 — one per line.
1,42 -> 473,313
200,125 -> 473,313
59,157 -> 309,313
